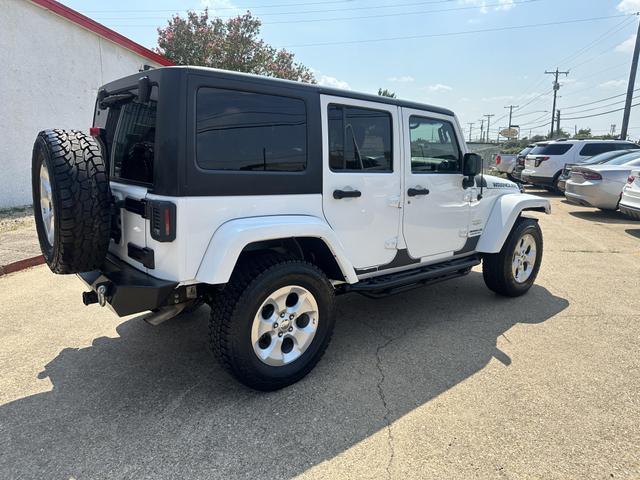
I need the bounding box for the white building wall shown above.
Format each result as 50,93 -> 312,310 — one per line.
0,0 -> 162,208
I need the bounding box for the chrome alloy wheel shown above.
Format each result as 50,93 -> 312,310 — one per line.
39,161 -> 55,246
512,233 -> 536,283
251,285 -> 319,366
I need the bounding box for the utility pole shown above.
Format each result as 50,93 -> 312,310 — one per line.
479,119 -> 485,142
611,124 -> 617,136
621,15 -> 640,139
467,122 -> 474,142
504,105 -> 519,128
545,68 -> 569,137
556,110 -> 561,136
484,114 -> 495,144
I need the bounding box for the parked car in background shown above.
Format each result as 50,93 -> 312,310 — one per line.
564,151 -> 640,210
493,153 -> 516,177
509,145 -> 535,182
556,149 -> 636,192
620,168 -> 640,219
522,139 -> 640,191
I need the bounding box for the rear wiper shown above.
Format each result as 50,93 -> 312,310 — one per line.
98,91 -> 135,108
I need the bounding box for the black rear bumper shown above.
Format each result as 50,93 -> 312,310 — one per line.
78,254 -> 178,317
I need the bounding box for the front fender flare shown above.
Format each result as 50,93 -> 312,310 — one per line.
195,215 -> 358,285
475,193 -> 550,254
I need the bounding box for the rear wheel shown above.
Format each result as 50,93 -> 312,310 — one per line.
209,255 -> 336,391
32,129 -> 111,274
482,217 -> 543,297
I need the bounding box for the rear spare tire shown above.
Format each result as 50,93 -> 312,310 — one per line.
32,129 -> 111,274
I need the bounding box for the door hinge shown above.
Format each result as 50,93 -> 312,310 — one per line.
385,237 -> 398,249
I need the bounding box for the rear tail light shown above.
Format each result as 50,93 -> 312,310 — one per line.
496,155 -> 501,165
574,169 -> 602,181
534,156 -> 550,167
148,200 -> 176,242
628,175 -> 636,184
89,127 -> 102,137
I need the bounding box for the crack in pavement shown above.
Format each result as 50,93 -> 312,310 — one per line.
370,324 -> 413,480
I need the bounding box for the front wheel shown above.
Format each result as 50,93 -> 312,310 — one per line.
482,217 -> 543,297
209,255 -> 336,391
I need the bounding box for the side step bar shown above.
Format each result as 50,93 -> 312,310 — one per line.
338,255 -> 481,298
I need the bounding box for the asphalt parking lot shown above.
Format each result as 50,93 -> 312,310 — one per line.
1,189 -> 639,480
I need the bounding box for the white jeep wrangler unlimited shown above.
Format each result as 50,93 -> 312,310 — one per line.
32,67 -> 550,390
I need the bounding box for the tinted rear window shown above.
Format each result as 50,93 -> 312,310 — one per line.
196,88 -> 307,172
529,144 -> 573,155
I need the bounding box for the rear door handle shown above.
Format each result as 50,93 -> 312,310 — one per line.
333,189 -> 362,199
407,187 -> 430,197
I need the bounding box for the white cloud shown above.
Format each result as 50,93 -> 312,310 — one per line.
460,0 -> 515,13
615,34 -> 636,53
200,0 -> 240,15
387,76 -> 415,83
599,79 -> 627,88
318,75 -> 350,90
427,83 -> 453,92
617,0 -> 640,13
481,95 -> 515,102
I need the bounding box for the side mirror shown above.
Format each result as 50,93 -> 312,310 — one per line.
463,153 -> 482,177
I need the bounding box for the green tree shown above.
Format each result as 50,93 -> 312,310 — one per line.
377,88 -> 396,98
156,10 -> 315,83
549,128 -> 570,139
574,128 -> 592,139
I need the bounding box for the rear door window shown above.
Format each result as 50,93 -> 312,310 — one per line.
196,88 -> 307,172
529,144 -> 573,155
328,104 -> 393,172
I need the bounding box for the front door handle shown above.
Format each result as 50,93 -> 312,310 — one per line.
407,187 -> 430,197
333,189 -> 362,200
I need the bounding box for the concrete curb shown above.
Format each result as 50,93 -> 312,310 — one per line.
0,255 -> 45,276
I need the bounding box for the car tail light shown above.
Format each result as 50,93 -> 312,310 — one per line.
496,155 -> 501,165
89,127 -> 102,137
534,156 -> 550,167
148,200 -> 176,242
628,175 -> 636,184
575,169 -> 602,181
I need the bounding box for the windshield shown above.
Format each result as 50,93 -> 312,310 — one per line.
529,143 -> 572,155
582,149 -> 633,165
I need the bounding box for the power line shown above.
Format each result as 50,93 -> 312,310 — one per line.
265,0 -> 538,24
280,13 -> 634,48
563,101 -> 640,120
90,0 -> 466,19
103,0 -> 539,25
83,0 -> 360,13
562,88 -> 640,110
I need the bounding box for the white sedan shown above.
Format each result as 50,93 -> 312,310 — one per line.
620,168 -> 640,219
565,152 -> 640,210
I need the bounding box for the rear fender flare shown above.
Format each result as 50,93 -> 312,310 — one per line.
195,215 -> 358,285
476,193 -> 550,254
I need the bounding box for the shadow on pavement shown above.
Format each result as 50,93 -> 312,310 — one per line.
626,228 -> 640,239
0,272 -> 568,479
569,209 -> 632,224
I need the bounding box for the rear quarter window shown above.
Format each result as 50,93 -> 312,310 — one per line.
196,88 -> 307,172
529,144 -> 573,155
579,143 -> 620,156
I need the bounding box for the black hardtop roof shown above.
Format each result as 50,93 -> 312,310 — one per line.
101,66 -> 456,117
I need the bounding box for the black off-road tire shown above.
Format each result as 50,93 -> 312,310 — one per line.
482,217 -> 543,297
32,129 -> 111,274
209,254 -> 336,391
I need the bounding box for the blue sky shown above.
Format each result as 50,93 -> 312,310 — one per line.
64,0 -> 640,139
